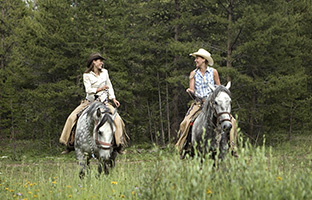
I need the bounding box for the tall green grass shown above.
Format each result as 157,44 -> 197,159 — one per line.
1,138 -> 311,200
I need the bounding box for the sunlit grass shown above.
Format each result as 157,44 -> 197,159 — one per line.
1,135 -> 312,199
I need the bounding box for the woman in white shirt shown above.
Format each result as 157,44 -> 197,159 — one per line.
59,53 -> 126,154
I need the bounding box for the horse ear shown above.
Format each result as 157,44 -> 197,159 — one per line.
225,81 -> 231,90
208,83 -> 216,91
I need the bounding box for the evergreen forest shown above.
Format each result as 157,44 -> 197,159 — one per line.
1,0 -> 311,152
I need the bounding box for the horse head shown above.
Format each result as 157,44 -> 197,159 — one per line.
93,106 -> 117,161
208,82 -> 232,133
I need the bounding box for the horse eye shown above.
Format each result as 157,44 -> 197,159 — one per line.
214,101 -> 218,105
98,131 -> 102,135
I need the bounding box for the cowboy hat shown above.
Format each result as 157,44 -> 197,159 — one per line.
86,52 -> 106,68
190,48 -> 214,66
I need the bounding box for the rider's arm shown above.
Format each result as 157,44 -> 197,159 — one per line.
83,73 -> 107,94
104,70 -> 116,100
83,74 -> 97,94
186,71 -> 195,94
213,69 -> 220,85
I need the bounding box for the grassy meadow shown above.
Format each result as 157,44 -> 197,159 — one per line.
1,133 -> 312,200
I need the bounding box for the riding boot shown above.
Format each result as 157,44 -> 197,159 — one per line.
115,145 -> 125,155
61,146 -> 74,154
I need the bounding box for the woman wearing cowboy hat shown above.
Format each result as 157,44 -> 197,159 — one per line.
59,52 -> 127,154
176,48 -> 237,158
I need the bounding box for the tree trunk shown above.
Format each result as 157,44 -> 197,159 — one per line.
288,101 -> 293,141
1,6 -> 5,70
166,72 -> 171,143
147,101 -> 154,143
249,87 -> 256,141
157,71 -> 165,145
226,0 -> 234,82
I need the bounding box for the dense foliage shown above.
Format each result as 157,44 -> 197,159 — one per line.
1,0 -> 311,149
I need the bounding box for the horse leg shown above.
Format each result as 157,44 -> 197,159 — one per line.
97,161 -> 103,177
190,145 -> 195,157
78,157 -> 87,179
218,131 -> 228,161
77,151 -> 90,179
110,151 -> 117,168
103,161 -> 109,175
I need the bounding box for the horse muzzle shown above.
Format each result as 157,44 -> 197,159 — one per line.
221,120 -> 232,132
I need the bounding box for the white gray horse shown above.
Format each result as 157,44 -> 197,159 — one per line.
75,101 -> 117,178
191,82 -> 232,161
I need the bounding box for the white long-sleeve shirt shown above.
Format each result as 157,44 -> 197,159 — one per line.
83,69 -> 116,102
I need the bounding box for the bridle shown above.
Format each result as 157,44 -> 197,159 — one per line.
215,111 -> 232,125
87,110 -> 115,159
94,111 -> 115,150
94,132 -> 112,150
208,89 -> 232,125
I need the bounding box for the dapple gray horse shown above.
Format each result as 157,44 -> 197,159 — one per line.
191,82 -> 232,161
75,101 -> 117,178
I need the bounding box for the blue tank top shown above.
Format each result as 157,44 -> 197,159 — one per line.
194,67 -> 214,98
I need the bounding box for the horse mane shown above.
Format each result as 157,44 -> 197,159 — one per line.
95,109 -> 115,134
80,101 -> 109,133
202,85 -> 231,110
85,101 -> 103,117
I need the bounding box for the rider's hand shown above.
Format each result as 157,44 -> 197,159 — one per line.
186,88 -> 194,94
96,85 -> 109,93
113,99 -> 120,107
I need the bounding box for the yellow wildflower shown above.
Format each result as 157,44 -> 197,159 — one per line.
5,187 -> 9,191
111,181 -> 117,185
67,185 -> 71,188
132,191 -> 135,195
69,195 -> 73,198
120,194 -> 125,198
206,189 -> 213,194
52,181 -> 56,184
33,194 -> 38,198
276,176 -> 282,181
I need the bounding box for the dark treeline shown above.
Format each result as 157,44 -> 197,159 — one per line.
1,0 -> 311,150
